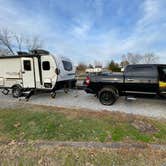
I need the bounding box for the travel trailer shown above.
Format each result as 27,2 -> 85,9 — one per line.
0,49 -> 76,98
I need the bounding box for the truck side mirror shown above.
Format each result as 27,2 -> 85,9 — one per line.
55,68 -> 60,75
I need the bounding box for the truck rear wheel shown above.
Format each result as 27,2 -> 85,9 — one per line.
99,88 -> 117,105
12,86 -> 22,98
158,93 -> 166,99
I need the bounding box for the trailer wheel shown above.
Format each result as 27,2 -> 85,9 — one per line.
12,86 -> 22,98
50,92 -> 56,98
99,88 -> 117,105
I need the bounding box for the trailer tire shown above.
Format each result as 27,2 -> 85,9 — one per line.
99,87 -> 117,105
12,86 -> 22,98
50,92 -> 56,98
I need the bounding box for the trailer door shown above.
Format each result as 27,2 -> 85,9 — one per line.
21,58 -> 35,88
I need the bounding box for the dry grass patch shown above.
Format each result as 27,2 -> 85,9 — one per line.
0,142 -> 166,166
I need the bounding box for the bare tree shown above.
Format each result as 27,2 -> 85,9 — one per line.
122,53 -> 142,64
0,29 -> 15,55
0,28 -> 44,56
94,60 -> 102,68
122,53 -> 159,65
76,63 -> 87,72
14,34 -> 23,52
0,49 -> 11,56
141,53 -> 159,64
25,36 -> 43,51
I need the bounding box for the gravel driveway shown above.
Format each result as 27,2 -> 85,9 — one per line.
0,90 -> 166,119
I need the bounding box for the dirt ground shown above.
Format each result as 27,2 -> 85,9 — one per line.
0,90 -> 166,119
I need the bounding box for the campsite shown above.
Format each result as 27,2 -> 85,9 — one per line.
0,0 -> 166,165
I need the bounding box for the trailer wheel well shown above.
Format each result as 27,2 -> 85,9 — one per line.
12,84 -> 22,89
99,85 -> 119,97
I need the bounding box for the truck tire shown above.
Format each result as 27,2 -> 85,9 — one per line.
99,87 -> 117,105
158,93 -> 166,99
12,86 -> 22,98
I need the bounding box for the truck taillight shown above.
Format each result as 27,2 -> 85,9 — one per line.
85,76 -> 90,85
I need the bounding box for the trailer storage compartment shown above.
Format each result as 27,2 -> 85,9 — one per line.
0,58 -> 22,88
0,77 -> 4,86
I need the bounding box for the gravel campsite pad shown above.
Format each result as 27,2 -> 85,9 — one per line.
0,90 -> 166,119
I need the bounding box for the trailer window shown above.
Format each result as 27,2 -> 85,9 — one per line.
23,60 -> 31,71
42,61 -> 50,70
62,61 -> 72,71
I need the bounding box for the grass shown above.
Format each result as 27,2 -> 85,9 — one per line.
0,143 -> 166,166
0,105 -> 165,144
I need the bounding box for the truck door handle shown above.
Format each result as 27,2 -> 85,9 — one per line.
127,78 -> 134,81
22,71 -> 25,74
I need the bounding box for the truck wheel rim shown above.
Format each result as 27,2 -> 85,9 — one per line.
101,91 -> 113,104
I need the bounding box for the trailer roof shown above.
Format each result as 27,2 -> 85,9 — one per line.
0,49 -> 50,59
0,54 -> 46,59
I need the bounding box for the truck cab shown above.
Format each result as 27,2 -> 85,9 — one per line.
124,65 -> 158,93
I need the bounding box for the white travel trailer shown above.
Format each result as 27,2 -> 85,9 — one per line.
0,50 -> 76,98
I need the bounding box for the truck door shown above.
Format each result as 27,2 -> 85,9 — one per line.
124,65 -> 158,93
158,66 -> 166,93
21,58 -> 35,88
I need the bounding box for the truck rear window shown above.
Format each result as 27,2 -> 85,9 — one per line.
62,61 -> 72,71
126,66 -> 154,77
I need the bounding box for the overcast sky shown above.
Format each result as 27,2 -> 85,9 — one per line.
0,0 -> 166,64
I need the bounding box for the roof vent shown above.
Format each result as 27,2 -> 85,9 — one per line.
17,51 -> 29,56
30,49 -> 49,55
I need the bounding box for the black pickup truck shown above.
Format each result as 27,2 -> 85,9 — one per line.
84,64 -> 166,105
